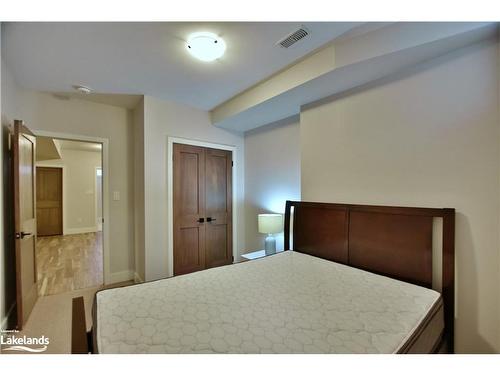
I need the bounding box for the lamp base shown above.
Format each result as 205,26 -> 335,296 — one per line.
264,235 -> 276,255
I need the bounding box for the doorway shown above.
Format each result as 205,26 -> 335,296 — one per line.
171,141 -> 235,276
35,137 -> 104,296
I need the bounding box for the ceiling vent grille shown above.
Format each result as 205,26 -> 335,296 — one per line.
277,27 -> 310,48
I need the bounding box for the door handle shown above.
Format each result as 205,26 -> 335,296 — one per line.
206,217 -> 216,222
15,232 -> 32,239
197,218 -> 205,223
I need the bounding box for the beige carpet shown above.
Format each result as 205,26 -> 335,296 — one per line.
2,281 -> 133,354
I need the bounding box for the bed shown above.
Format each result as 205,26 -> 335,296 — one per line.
72,200 -> 455,354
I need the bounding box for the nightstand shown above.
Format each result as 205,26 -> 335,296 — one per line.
240,248 -> 284,262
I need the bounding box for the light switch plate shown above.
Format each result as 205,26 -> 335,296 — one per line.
113,191 -> 120,201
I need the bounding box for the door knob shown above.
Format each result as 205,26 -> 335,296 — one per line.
15,232 -> 32,239
206,217 -> 216,222
197,218 -> 205,223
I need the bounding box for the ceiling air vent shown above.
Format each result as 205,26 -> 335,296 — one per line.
277,27 -> 310,48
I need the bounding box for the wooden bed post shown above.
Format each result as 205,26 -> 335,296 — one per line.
284,200 -> 292,251
442,208 -> 455,353
72,296 -> 90,354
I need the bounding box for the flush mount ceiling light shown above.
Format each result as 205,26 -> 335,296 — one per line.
186,32 -> 226,62
72,85 -> 92,94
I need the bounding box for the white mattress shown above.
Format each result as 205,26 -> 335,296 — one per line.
95,251 -> 442,354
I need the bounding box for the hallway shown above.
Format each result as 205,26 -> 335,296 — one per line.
36,232 -> 103,296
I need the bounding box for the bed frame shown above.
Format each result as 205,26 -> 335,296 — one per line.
72,200 -> 455,354
284,200 -> 455,353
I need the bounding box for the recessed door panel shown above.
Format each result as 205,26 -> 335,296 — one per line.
173,144 -> 205,276
178,227 -> 204,273
206,152 -> 227,213
206,225 -> 229,268
205,148 -> 232,269
180,152 -> 201,216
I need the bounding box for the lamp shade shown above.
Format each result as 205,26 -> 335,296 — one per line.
258,214 -> 283,234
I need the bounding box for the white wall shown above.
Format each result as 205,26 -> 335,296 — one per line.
141,95 -> 245,281
1,52 -> 25,328
244,116 -> 301,252
300,39 -> 500,353
133,98 -> 145,282
37,148 -> 102,234
0,64 -> 135,284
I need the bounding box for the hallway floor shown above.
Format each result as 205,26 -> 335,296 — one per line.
36,232 -> 103,296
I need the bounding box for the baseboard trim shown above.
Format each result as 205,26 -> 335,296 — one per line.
107,270 -> 134,285
1,302 -> 16,331
64,226 -> 98,235
133,272 -> 144,284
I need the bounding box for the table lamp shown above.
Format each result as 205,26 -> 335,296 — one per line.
258,213 -> 283,255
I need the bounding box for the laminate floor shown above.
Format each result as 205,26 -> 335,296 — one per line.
36,232 -> 103,296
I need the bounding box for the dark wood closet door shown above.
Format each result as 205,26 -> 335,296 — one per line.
205,147 -> 233,269
36,167 -> 63,236
173,144 -> 206,276
173,143 -> 232,276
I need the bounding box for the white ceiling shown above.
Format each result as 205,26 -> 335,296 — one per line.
2,22 -> 360,110
50,92 -> 143,109
36,137 -> 61,161
213,22 -> 497,132
58,139 -> 102,152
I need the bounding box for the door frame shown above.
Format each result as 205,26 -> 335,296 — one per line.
35,165 -> 64,236
31,130 -> 110,285
95,166 -> 103,231
167,136 -> 238,278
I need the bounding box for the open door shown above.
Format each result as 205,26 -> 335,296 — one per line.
13,119 -> 38,329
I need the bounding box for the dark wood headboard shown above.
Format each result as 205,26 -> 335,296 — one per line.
284,200 -> 455,353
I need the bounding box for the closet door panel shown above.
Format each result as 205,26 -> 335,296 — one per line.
173,144 -> 206,276
205,148 -> 232,269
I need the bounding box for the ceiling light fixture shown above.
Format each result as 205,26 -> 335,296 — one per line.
72,85 -> 92,94
186,32 -> 226,62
